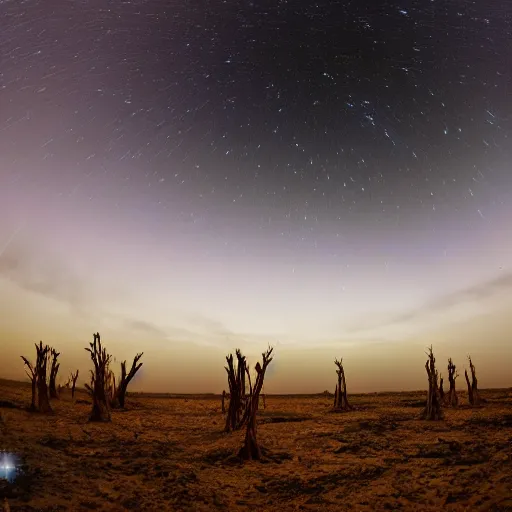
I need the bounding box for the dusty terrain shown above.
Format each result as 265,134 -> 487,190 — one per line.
1,379 -> 511,511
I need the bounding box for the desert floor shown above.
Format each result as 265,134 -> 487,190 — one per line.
0,379 -> 511,511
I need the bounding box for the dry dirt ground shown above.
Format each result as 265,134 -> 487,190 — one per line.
0,379 -> 511,512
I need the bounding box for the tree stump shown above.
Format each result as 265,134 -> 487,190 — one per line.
48,348 -> 61,399
238,347 -> 273,461
35,342 -> 53,414
85,333 -> 112,422
20,356 -> 37,411
421,346 -> 443,420
224,349 -> 250,432
465,356 -> 481,406
333,358 -> 351,411
446,358 -> 459,407
111,353 -> 143,408
71,369 -> 79,399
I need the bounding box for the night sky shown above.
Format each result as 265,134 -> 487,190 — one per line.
1,0 -> 511,392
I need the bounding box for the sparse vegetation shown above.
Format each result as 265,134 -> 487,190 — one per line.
221,389 -> 227,413
0,378 -> 509,511
5,332 -> 506,512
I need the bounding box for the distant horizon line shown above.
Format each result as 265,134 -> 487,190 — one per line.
1,377 -> 510,397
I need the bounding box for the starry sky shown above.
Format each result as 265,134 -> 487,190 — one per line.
1,0 -> 511,393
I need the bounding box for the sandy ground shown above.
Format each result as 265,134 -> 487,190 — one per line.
0,379 -> 511,511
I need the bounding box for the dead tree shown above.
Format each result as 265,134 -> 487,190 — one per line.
333,358 -> 351,411
421,346 -> 443,420
224,349 -> 250,432
446,358 -> 459,407
111,353 -> 143,408
238,347 -> 273,461
84,333 -> 112,422
222,390 -> 227,413
48,348 -> 60,399
70,370 -> 79,399
439,375 -> 445,402
106,366 -> 116,404
465,356 -> 482,406
35,342 -> 53,413
20,356 -> 37,411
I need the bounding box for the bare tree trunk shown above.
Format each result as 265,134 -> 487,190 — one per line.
439,376 -> 445,402
34,342 -> 53,414
340,363 -> 350,407
224,350 -> 249,432
112,383 -> 125,408
466,356 -> 481,406
333,358 -> 351,411
238,347 -> 273,461
446,358 -> 458,407
85,333 -> 112,422
240,360 -> 246,400
240,407 -> 261,460
30,375 -> 37,410
71,370 -> 79,399
48,348 -> 60,399
20,356 -> 37,411
421,346 -> 443,420
464,370 -> 473,404
90,385 -> 111,421
111,353 -> 143,408
107,370 -> 116,404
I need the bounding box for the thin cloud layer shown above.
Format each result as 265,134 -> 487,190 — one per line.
125,319 -> 170,338
0,242 -> 91,311
347,271 -> 512,335
2,232 -> 510,355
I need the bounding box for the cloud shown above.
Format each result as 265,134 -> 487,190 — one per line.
347,272 -> 512,334
0,241 -> 287,351
125,319 -> 169,338
432,272 -> 512,306
0,241 -> 91,311
122,311 -> 285,352
156,311 -> 281,350
181,313 -> 232,335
